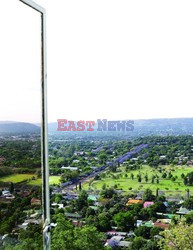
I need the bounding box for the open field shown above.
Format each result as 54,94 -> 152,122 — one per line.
83,165 -> 193,195
0,174 -> 60,186
0,174 -> 36,183
26,176 -> 61,186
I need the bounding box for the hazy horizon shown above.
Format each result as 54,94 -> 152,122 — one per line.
1,116 -> 193,125
1,0 -> 193,123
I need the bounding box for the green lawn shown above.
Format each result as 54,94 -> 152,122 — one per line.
29,176 -> 60,186
83,165 -> 193,195
0,174 -> 60,186
49,176 -> 60,185
0,174 -> 36,183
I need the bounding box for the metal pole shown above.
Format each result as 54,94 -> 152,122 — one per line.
18,1 -> 50,249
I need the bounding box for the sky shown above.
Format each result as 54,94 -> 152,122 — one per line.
0,0 -> 193,123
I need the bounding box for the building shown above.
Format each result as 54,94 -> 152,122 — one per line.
143,201 -> 154,208
126,199 -> 143,206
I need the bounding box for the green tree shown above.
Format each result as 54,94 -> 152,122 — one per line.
113,211 -> 135,231
184,198 -> 193,210
74,226 -> 105,250
143,189 -> 155,201
159,221 -> 193,250
134,226 -> 151,239
51,214 -> 105,250
130,236 -> 147,250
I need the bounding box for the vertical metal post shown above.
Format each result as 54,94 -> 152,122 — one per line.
18,1 -> 50,249
41,8 -> 51,250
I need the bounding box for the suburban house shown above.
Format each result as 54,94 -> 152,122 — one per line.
126,199 -> 143,206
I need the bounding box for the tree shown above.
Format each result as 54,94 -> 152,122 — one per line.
138,175 -> 142,183
79,182 -> 82,191
51,214 -> 105,250
100,188 -> 115,199
102,183 -> 106,190
113,211 -> 135,231
75,190 -> 88,211
159,221 -> 193,250
51,214 -> 79,250
185,212 -> 193,225
145,174 -> 148,183
162,172 -> 167,178
186,188 -> 190,199
9,182 -> 14,193
184,177 -> 188,185
134,226 -> 151,239
130,236 -> 147,250
6,224 -> 43,250
143,189 -> 155,201
74,226 -> 105,250
183,198 -> 193,210
184,172 -> 193,186
150,226 -> 163,238
98,153 -> 107,164
156,188 -> 159,198
98,212 -> 111,231
131,173 -> 134,180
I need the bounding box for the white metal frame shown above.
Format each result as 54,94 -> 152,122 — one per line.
18,1 -> 50,249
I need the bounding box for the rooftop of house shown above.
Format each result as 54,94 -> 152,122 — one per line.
31,198 -> 41,206
65,212 -> 82,219
88,194 -> 99,201
154,222 -> 169,229
126,199 -> 143,206
118,241 -> 131,248
144,220 -> 154,227
143,201 -> 154,208
176,207 -> 193,215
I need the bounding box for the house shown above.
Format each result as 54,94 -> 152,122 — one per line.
106,236 -> 130,248
31,198 -> 41,206
88,194 -> 99,202
144,220 -> 154,227
176,207 -> 193,217
126,199 -> 143,206
74,151 -> 84,156
154,222 -> 169,229
143,201 -> 154,208
107,236 -> 124,248
2,190 -> 11,197
73,160 -> 80,163
18,219 -> 42,230
51,203 -> 64,209
72,220 -> 85,227
118,241 -> 130,248
61,166 -> 78,171
136,220 -> 143,227
65,213 -> 82,219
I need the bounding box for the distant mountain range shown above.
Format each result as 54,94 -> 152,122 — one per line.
0,121 -> 40,134
0,118 -> 193,136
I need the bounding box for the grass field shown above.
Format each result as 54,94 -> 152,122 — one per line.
28,176 -> 61,186
0,174 -> 36,183
83,165 -> 193,195
0,174 -> 60,186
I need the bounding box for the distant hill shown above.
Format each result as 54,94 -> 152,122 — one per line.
134,118 -> 193,136
48,118 -> 193,137
0,122 -> 40,134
